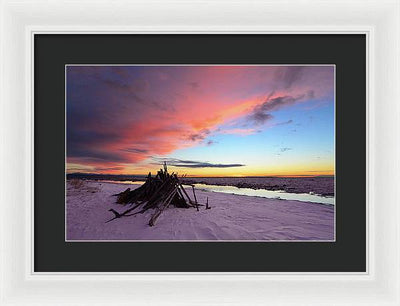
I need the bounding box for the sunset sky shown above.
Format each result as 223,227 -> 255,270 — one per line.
66,65 -> 334,177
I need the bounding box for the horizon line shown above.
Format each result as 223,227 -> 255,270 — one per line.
66,172 -> 334,178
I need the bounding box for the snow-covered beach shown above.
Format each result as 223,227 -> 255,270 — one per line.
66,180 -> 334,241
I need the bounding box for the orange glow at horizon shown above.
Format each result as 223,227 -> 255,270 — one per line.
66,162 -> 334,177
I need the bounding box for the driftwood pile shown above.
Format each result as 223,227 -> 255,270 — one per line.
106,163 -> 208,226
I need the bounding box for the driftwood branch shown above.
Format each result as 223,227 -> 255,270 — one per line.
206,197 -> 211,210
106,165 -> 205,226
192,185 -> 199,211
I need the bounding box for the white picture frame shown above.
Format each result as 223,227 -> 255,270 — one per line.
1,0 -> 399,305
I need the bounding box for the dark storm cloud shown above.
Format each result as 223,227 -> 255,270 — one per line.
248,95 -> 299,125
186,129 -> 210,141
67,129 -> 124,147
281,66 -> 304,89
120,148 -> 149,154
248,112 -> 274,125
152,158 -> 245,168
66,66 -> 168,168
248,91 -> 314,125
258,95 -> 300,112
68,147 -> 132,163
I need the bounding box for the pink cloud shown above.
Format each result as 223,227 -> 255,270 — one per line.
67,65 -> 334,173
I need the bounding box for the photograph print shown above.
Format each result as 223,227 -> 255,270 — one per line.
66,65 -> 335,241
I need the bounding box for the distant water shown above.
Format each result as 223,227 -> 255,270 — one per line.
98,180 -> 334,205
192,183 -> 334,205
181,176 -> 334,197
69,174 -> 334,196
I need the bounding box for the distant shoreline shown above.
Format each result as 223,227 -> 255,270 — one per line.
67,174 -> 334,197
66,173 -> 334,179
181,177 -> 334,197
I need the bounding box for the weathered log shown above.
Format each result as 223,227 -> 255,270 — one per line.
175,175 -> 194,205
176,187 -> 187,205
192,185 -> 199,211
105,202 -> 144,223
105,209 -> 122,223
116,188 -> 131,204
143,179 -> 175,209
206,197 -> 211,210
148,189 -> 177,226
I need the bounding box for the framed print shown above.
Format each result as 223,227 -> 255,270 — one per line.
1,0 -> 400,305
65,63 -> 336,242
35,34 -> 364,272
